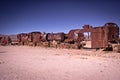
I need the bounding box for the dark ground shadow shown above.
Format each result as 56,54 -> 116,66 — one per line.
0,51 -> 7,53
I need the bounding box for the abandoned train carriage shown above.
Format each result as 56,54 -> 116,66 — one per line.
104,23 -> 119,42
28,32 -> 42,46
65,22 -> 119,49
17,33 -> 29,45
46,32 -> 65,42
41,32 -> 65,48
77,22 -> 119,48
91,22 -> 119,48
15,22 -> 119,49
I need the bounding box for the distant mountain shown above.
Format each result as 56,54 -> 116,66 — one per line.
0,34 -> 7,37
0,34 -> 17,41
8,35 -> 17,41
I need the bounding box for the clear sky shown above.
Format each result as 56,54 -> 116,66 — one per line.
0,0 -> 120,34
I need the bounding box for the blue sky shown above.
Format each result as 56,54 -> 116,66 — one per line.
0,0 -> 120,34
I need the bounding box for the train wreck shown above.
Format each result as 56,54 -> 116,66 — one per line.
76,22 -> 119,49
61,22 -> 119,49
0,22 -> 119,51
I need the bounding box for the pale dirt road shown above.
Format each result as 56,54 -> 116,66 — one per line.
0,46 -> 120,80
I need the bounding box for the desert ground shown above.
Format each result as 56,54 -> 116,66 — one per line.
0,46 -> 120,80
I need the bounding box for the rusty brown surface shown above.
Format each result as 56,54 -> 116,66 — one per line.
106,23 -> 119,42
21,33 -> 28,42
17,34 -> 21,43
31,32 -> 41,42
17,33 -> 28,45
0,37 -> 8,46
91,27 -> 107,48
67,22 -> 119,48
91,23 -> 119,48
41,33 -> 47,42
16,22 -> 119,49
47,32 -> 65,41
66,29 -> 82,43
28,32 -> 42,46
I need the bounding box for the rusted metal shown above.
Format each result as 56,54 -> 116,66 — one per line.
70,22 -> 119,49
66,25 -> 93,43
41,32 -> 47,42
66,29 -> 83,43
7,35 -> 18,45
91,23 -> 119,48
17,34 -> 21,44
17,33 -> 28,45
91,27 -> 107,48
16,22 -> 119,49
1,37 -> 8,46
47,32 -> 65,42
28,32 -> 42,46
47,33 -> 54,41
105,23 -> 119,42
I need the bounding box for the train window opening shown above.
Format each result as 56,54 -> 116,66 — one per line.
74,32 -> 78,38
84,32 -> 91,41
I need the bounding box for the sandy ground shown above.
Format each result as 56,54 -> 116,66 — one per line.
0,46 -> 120,80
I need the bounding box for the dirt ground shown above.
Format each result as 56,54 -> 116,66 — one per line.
0,46 -> 120,80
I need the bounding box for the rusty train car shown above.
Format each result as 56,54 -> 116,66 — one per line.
76,22 -> 119,48
16,22 -> 119,49
91,22 -> 119,48
91,23 -> 119,48
0,34 -> 18,46
28,32 -> 42,46
17,33 -> 28,45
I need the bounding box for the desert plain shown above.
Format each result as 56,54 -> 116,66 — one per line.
0,46 -> 120,80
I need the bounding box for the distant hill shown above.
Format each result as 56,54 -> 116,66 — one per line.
0,34 -> 7,37
0,34 -> 17,41
8,35 -> 17,41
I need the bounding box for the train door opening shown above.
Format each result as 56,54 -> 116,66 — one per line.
83,32 -> 91,48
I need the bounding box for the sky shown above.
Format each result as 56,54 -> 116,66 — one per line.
0,0 -> 120,34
